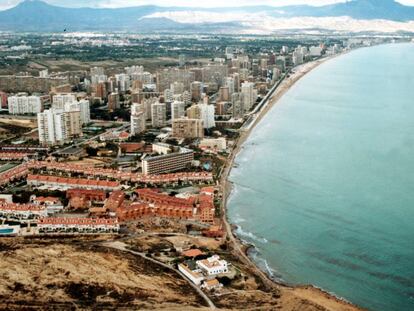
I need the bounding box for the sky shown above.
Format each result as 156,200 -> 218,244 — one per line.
1,0 -> 414,10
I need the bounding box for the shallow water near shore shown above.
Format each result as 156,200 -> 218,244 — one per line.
228,43 -> 414,311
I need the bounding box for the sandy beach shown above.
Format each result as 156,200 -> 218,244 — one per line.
219,53 -> 363,311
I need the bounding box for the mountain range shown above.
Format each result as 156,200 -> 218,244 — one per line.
0,0 -> 414,33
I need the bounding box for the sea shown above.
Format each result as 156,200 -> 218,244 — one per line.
228,43 -> 414,311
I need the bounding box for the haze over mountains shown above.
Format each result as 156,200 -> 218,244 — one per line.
1,0 -> 414,33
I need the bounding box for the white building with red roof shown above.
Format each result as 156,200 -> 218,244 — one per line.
196,255 -> 229,276
37,217 -> 119,234
0,203 -> 48,220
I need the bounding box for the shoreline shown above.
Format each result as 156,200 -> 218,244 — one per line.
219,52 -> 363,310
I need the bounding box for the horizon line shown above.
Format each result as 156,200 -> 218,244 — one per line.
1,0 -> 413,12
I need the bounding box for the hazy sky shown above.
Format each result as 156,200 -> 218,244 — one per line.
1,0 -> 414,10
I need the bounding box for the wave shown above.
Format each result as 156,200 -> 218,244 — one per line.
248,247 -> 285,283
235,225 -> 268,244
232,214 -> 246,224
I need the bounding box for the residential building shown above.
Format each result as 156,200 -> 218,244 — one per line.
241,82 -> 256,112
171,100 -> 185,120
8,95 -> 42,114
163,88 -> 174,103
199,103 -> 215,129
151,102 -> 167,128
108,92 -> 120,110
190,81 -> 202,102
178,264 -> 205,285
218,86 -> 230,102
310,46 -> 323,57
196,255 -> 229,276
38,108 -> 67,146
202,279 -> 222,291
131,103 -> 146,135
115,73 -> 131,92
231,93 -> 244,119
187,103 -> 215,129
0,203 -> 48,220
52,94 -> 76,109
79,99 -> 91,125
37,217 -> 120,234
61,101 -> 82,136
172,118 -> 204,139
27,174 -> 121,191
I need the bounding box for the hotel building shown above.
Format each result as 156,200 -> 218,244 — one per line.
141,147 -> 194,175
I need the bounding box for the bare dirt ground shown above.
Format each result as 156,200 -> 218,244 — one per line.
0,118 -> 37,129
0,237 -> 207,310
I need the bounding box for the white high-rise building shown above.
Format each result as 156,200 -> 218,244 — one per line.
163,89 -> 174,103
199,103 -> 215,129
38,109 -> 68,146
182,91 -> 191,106
151,102 -> 167,128
8,96 -> 42,115
90,67 -> 107,85
292,49 -> 304,66
241,82 -> 256,112
225,77 -> 235,96
310,46 -> 323,57
142,97 -> 159,121
171,101 -> 185,120
79,99 -> 91,125
52,94 -> 76,109
115,73 -> 131,92
131,103 -> 146,135
91,74 -> 107,85
38,105 -> 83,146
63,102 -> 82,138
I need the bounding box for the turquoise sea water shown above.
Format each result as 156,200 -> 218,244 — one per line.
228,43 -> 414,311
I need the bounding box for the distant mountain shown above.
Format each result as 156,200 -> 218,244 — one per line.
0,0 -> 414,32
270,0 -> 414,21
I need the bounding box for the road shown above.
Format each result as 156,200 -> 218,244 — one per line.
241,72 -> 289,132
101,241 -> 216,310
53,123 -> 130,155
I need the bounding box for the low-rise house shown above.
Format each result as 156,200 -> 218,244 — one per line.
202,278 -> 222,291
0,152 -> 31,161
178,263 -> 205,286
31,195 -> 61,206
30,195 -> 64,214
37,217 -> 119,234
182,249 -> 204,258
26,161 -> 213,185
27,174 -> 121,192
0,203 -> 48,220
202,225 -> 224,238
196,255 -> 229,276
